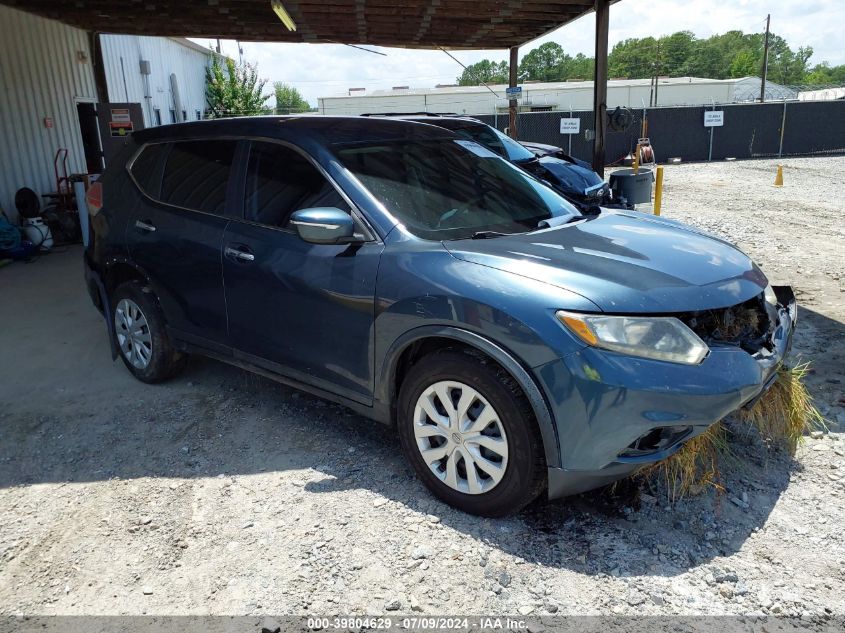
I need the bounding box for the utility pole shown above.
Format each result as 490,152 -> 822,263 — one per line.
760,14 -> 770,103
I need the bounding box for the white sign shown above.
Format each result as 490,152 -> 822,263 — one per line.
505,86 -> 522,99
704,111 -> 724,127
559,118 -> 580,134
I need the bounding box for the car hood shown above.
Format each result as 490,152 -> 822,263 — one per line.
536,156 -> 605,194
444,210 -> 768,313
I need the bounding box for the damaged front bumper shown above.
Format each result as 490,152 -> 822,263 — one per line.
540,286 -> 797,499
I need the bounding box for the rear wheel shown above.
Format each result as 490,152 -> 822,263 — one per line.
397,349 -> 546,517
112,281 -> 186,383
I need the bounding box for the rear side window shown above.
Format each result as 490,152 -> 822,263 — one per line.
129,143 -> 169,198
160,140 -> 236,215
244,141 -> 349,229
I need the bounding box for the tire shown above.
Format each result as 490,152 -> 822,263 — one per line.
111,281 -> 187,383
397,348 -> 546,517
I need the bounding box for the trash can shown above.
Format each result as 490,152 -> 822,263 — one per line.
609,168 -> 653,205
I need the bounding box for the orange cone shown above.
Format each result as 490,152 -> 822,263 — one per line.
774,165 -> 784,187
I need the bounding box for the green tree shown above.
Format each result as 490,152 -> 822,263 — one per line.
205,56 -> 270,118
729,49 -> 759,78
456,59 -> 509,86
274,82 -> 311,114
519,42 -> 566,81
608,37 -> 658,78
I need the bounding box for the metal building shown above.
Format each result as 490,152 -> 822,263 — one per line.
318,77 -> 797,116
0,4 -> 212,223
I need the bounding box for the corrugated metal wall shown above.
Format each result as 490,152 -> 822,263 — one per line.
0,5 -> 97,222
100,35 -> 211,128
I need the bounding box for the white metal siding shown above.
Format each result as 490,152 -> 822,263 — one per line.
100,35 -> 211,128
318,79 -> 753,116
0,5 -> 97,222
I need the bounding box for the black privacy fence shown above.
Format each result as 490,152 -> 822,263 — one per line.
476,100 -> 845,164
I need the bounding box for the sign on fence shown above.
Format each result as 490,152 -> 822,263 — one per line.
559,118 -> 580,134
704,111 -> 724,127
505,86 -> 522,99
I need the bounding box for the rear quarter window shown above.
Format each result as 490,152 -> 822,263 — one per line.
129,143 -> 169,198
160,140 -> 236,215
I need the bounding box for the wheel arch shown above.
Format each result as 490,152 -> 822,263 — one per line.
379,326 -> 561,469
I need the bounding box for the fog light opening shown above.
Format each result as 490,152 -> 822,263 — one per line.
619,425 -> 693,458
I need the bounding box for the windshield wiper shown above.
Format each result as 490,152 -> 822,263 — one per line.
471,230 -> 511,239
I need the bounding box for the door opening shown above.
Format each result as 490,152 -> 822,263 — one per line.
76,103 -> 105,174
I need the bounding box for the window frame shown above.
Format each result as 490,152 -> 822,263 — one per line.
228,138 -> 378,242
125,137 -> 243,219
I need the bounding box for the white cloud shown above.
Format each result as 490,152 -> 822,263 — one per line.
197,0 -> 844,107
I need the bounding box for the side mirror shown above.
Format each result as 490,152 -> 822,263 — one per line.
290,207 -> 357,245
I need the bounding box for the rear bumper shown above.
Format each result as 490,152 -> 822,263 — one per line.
539,290 -> 796,499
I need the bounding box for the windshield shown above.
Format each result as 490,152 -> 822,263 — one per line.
336,139 -> 580,240
446,122 -> 537,163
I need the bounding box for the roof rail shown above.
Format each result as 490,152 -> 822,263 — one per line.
359,112 -> 460,117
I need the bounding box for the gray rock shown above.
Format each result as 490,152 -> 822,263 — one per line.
497,571 -> 512,588
650,593 -> 664,606
411,545 -> 432,560
384,598 -> 401,611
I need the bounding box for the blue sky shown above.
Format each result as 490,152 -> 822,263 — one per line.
195,0 -> 844,106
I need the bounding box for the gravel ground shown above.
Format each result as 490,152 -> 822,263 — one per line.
1,156 -> 844,619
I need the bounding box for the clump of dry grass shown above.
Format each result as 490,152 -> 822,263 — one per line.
638,362 -> 824,500
737,362 -> 826,453
638,423 -> 729,500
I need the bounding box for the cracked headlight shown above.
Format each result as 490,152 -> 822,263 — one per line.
764,283 -> 778,308
556,311 -> 710,365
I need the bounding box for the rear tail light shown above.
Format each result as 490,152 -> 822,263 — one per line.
86,181 -> 103,215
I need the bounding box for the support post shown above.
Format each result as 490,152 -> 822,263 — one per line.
760,14 -> 770,103
508,46 -> 518,139
592,0 -> 610,176
88,31 -> 109,103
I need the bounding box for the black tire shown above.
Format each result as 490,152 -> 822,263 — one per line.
111,281 -> 187,383
397,348 -> 546,517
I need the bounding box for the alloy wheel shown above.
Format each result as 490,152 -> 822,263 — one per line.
115,298 -> 153,369
413,380 -> 509,495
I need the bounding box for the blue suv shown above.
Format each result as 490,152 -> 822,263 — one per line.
84,116 -> 796,516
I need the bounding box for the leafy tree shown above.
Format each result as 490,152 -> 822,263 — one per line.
205,56 -> 271,118
608,37 -> 658,78
519,42 -> 566,81
456,59 -> 509,86
729,49 -> 759,78
274,82 -> 311,114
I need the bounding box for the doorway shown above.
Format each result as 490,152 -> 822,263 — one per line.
76,102 -> 105,174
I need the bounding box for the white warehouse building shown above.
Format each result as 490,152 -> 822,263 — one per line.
0,4 -> 213,223
318,76 -> 796,116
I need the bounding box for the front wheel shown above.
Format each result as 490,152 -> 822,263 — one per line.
397,349 -> 546,517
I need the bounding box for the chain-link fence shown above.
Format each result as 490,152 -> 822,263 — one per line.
477,97 -> 845,164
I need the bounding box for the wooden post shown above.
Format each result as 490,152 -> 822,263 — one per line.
592,0 -> 609,176
508,46 -> 518,139
760,14 -> 770,103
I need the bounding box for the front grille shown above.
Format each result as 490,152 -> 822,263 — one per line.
677,293 -> 774,354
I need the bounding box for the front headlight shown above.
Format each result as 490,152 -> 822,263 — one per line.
556,311 -> 709,365
764,283 -> 778,308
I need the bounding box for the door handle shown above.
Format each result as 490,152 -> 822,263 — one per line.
225,246 -> 255,263
135,219 -> 156,233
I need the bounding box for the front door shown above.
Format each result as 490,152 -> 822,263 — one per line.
222,140 -> 383,402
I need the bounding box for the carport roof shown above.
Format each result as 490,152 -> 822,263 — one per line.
2,0 -> 602,49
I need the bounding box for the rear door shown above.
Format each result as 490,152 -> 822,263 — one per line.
222,140 -> 383,402
126,139 -> 239,349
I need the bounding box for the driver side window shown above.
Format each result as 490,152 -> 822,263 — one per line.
244,142 -> 350,229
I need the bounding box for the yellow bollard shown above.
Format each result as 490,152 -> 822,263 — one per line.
774,165 -> 784,187
653,166 -> 664,216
